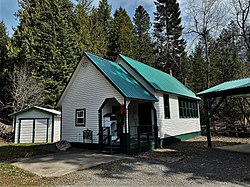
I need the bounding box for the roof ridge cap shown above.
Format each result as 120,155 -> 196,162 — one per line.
119,54 -> 171,75
85,52 -> 115,64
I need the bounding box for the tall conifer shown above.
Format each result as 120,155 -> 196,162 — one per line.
133,6 -> 154,65
109,7 -> 136,60
10,0 -> 79,107
0,21 -> 11,104
153,0 -> 186,83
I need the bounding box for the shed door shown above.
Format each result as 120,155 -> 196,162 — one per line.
34,119 -> 48,143
19,120 -> 33,143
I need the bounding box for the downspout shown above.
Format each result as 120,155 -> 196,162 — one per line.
51,115 -> 54,142
13,116 -> 16,143
60,106 -> 63,141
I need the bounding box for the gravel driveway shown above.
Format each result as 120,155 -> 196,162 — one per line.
45,136 -> 250,187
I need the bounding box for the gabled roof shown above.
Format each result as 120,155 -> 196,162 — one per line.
118,54 -> 200,100
85,52 -> 157,101
9,106 -> 61,117
197,77 -> 250,97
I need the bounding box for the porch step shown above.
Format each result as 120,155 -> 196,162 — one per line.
100,145 -> 121,154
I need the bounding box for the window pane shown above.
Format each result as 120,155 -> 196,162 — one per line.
179,99 -> 182,117
188,101 -> 191,117
164,94 -> 170,118
77,111 -> 84,117
191,102 -> 194,118
78,118 -> 84,124
183,101 -> 187,117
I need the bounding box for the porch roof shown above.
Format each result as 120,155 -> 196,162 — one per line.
119,54 -> 200,100
197,77 -> 250,98
85,52 -> 157,101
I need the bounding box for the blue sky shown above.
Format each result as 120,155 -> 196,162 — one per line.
0,0 -> 187,36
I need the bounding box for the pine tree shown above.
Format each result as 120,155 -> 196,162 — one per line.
74,0 -> 93,54
109,7 -> 136,60
133,6 -> 154,65
210,21 -> 245,85
74,1 -> 108,57
0,21 -> 11,104
11,0 -> 79,108
88,8 -> 108,56
153,0 -> 186,83
97,0 -> 112,35
97,0 -> 112,58
187,42 -> 207,93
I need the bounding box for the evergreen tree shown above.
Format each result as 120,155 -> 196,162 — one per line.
10,0 -> 79,108
74,0 -> 93,54
210,21 -> 245,85
153,0 -> 186,83
97,0 -> 112,58
133,6 -> 154,65
0,21 -> 11,104
88,8 -> 108,56
187,42 -> 207,93
74,1 -> 108,57
109,7 -> 136,60
97,0 -> 112,35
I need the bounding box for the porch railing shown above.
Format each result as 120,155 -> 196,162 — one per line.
129,125 -> 157,153
97,126 -> 122,154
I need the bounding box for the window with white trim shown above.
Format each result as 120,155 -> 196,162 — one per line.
75,109 -> 86,126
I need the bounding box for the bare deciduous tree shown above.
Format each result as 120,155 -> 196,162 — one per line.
187,0 -> 229,88
232,0 -> 250,50
9,65 -> 45,112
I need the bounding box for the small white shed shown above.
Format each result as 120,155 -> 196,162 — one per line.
9,106 -> 61,143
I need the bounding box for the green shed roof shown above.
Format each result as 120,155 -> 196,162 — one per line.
197,77 -> 250,97
85,52 -> 157,101
119,54 -> 200,100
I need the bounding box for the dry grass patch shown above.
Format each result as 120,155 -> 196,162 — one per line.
0,143 -> 54,186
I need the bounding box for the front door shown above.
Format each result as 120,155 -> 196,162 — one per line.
138,103 -> 152,134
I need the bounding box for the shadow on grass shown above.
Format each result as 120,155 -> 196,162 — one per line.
0,143 -> 56,162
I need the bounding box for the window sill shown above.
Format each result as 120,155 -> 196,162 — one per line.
75,124 -> 86,127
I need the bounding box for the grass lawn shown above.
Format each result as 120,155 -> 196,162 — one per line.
0,143 -> 54,186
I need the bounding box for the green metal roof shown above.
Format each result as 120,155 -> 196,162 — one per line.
198,78 -> 250,96
85,52 -> 157,101
119,54 -> 200,100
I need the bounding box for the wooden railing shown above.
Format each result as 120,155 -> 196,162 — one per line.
129,125 -> 157,153
97,126 -> 123,154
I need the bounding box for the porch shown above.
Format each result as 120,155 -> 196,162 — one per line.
98,98 -> 158,154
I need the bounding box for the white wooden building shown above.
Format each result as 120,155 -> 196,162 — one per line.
57,52 -> 201,154
10,106 -> 61,143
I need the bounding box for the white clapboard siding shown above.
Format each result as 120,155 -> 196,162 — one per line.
34,119 -> 48,142
19,120 -> 33,143
154,92 -> 201,138
54,116 -> 61,142
13,108 -> 60,143
61,57 -> 124,143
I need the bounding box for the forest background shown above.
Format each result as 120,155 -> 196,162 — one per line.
0,0 -> 249,131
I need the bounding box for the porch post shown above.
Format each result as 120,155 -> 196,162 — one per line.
204,97 -> 212,148
121,99 -> 131,154
125,100 -> 130,134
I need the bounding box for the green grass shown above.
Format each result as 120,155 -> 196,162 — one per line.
0,143 -> 54,186
0,143 -> 52,161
